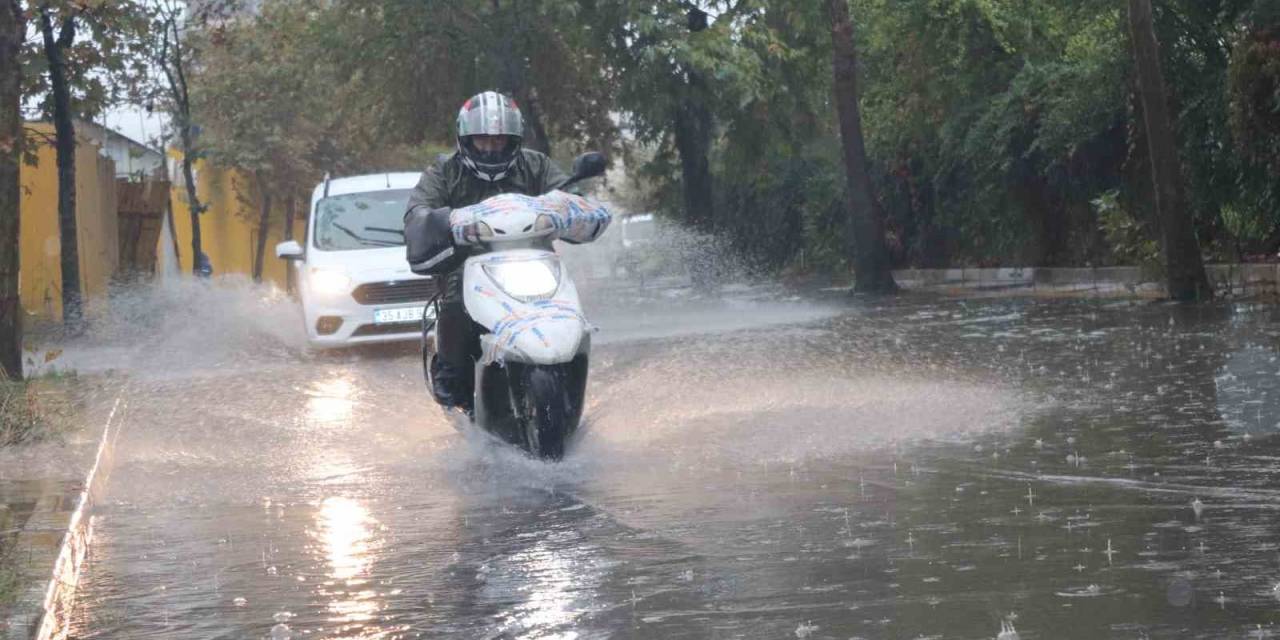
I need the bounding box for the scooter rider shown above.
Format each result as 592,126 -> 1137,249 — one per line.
404,90 -> 575,410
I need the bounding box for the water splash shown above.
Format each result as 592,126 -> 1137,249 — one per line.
44,275 -> 307,378
997,620 -> 1020,640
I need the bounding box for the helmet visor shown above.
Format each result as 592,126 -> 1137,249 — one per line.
462,135 -> 518,167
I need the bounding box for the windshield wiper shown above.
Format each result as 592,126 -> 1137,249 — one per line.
333,221 -> 399,247
364,226 -> 405,236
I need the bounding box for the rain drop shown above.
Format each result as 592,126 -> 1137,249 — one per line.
270,623 -> 291,640
233,596 -> 247,607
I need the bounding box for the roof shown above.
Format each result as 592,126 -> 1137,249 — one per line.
311,173 -> 421,200
72,119 -> 163,156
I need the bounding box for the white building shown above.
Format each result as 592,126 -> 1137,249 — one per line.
77,120 -> 166,181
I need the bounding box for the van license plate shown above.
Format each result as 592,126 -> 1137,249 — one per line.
374,306 -> 425,324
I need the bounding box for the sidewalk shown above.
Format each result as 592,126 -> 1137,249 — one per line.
0,380 -> 124,640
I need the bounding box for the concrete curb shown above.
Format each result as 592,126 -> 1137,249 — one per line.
3,396 -> 124,640
892,264 -> 1280,299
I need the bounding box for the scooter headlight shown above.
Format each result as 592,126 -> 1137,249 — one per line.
482,258 -> 561,302
309,268 -> 352,295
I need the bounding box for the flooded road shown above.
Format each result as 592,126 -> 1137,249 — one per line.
65,282 -> 1280,639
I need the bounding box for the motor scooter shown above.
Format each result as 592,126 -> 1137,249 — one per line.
421,153 -> 610,459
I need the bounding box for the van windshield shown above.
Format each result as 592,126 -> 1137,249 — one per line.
312,189 -> 411,251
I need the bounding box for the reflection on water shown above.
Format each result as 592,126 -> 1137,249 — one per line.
313,494 -> 373,599
496,541 -> 584,637
307,375 -> 356,424
478,508 -> 606,639
1217,345 -> 1280,434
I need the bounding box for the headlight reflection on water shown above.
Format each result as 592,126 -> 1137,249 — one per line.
307,376 -> 355,424
315,496 -> 381,624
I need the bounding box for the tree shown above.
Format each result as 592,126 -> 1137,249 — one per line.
37,4 -> 82,325
1127,0 -> 1211,301
1229,5 -> 1280,182
1223,3 -> 1280,255
191,0 -> 334,281
826,0 -> 896,293
1,0 -> 22,379
27,0 -> 149,325
250,175 -> 271,282
149,0 -> 221,276
152,0 -> 1276,283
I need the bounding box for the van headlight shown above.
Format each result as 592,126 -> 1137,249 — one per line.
482,258 -> 561,302
309,268 -> 352,295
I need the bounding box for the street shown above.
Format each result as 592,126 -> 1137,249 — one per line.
64,283 -> 1280,639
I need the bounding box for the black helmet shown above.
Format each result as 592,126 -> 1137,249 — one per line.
456,91 -> 524,182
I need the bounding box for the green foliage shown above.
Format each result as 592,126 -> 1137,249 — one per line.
1221,202 -> 1274,244
1093,190 -> 1160,272
796,151 -> 852,273
1228,16 -> 1280,178
142,0 -> 1280,273
192,0 -> 332,202
305,0 -> 621,157
20,0 -> 152,123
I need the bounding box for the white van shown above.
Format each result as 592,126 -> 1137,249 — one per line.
275,173 -> 436,347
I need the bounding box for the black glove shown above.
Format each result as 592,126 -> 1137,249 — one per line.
406,206 -> 464,275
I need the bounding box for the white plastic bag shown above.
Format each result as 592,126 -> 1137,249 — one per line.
450,192 -> 611,245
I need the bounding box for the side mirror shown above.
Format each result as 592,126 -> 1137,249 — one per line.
570,152 -> 607,182
276,240 -> 304,260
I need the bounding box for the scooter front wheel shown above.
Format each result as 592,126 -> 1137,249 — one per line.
518,365 -> 571,460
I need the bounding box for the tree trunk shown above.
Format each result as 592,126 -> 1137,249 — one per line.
283,194 -> 296,293
160,12 -> 207,276
672,81 -> 715,232
1015,176 -> 1064,267
491,0 -> 551,155
164,199 -> 180,269
0,0 -> 23,379
252,188 -> 271,282
41,9 -> 84,327
516,88 -> 552,156
181,144 -> 204,276
1127,0 -> 1211,301
826,0 -> 898,294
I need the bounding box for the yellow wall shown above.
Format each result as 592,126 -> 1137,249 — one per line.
166,153 -> 305,289
19,123 -> 119,321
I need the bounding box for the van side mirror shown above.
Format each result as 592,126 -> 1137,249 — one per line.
276,240 -> 304,260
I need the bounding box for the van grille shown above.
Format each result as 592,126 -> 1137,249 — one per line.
351,322 -> 420,337
351,279 -> 437,305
